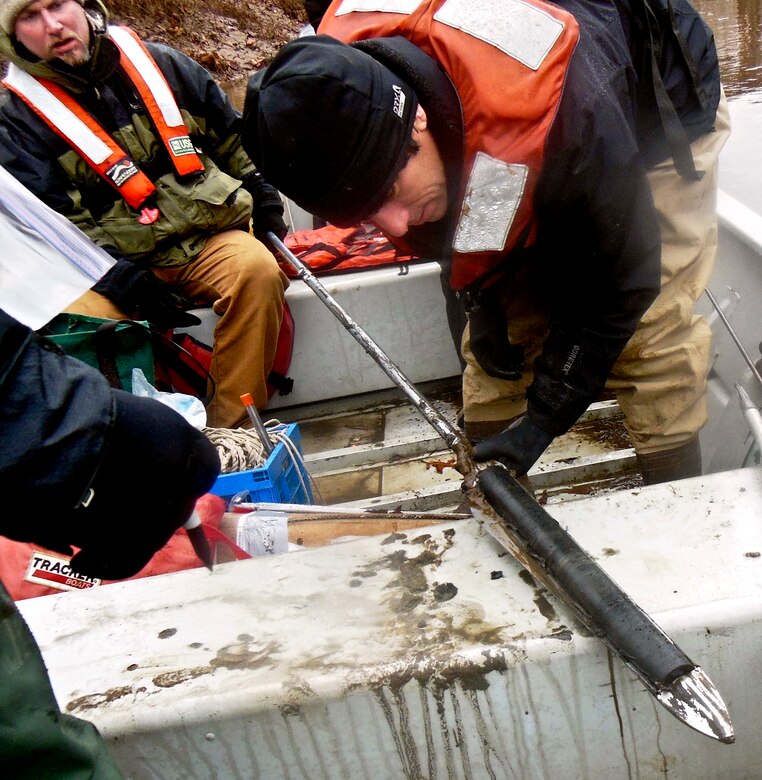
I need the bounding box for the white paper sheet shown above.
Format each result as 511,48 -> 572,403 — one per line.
0,165 -> 115,329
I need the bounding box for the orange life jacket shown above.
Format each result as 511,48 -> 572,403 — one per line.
283,223 -> 417,277
320,0 -> 579,291
3,25 -> 204,211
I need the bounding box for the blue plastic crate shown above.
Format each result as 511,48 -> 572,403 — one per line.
209,423 -> 313,504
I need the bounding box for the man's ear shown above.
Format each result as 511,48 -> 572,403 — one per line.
413,104 -> 428,133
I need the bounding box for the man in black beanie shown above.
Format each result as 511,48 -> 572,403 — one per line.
243,0 -> 729,486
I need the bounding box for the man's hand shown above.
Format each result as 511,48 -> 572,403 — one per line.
472,414 -> 554,477
93,259 -> 201,330
252,202 -> 288,243
244,171 -> 288,242
64,393 -> 219,581
133,273 -> 202,330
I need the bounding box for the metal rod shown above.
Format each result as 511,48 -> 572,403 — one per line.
705,287 -> 762,389
268,231 -> 734,742
267,232 -> 472,474
184,509 -> 214,571
736,383 -> 762,452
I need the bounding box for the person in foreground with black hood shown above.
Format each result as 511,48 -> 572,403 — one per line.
243,0 -> 729,485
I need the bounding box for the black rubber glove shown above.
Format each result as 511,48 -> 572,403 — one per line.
472,414 -> 555,477
467,288 -> 524,381
94,259 -> 201,330
243,171 -> 288,242
67,392 -> 220,581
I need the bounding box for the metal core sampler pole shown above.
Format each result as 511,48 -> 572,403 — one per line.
268,232 -> 734,743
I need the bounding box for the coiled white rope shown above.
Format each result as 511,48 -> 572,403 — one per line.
203,420 -> 322,502
203,426 -> 269,473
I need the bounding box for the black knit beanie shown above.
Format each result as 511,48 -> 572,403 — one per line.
243,35 -> 418,228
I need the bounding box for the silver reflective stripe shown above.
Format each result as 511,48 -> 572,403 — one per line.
4,64 -> 112,164
434,0 -> 564,70
452,152 -> 527,254
335,0 -> 421,15
108,26 -> 184,127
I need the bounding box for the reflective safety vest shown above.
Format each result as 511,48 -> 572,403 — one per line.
320,0 -> 579,291
3,25 -> 204,211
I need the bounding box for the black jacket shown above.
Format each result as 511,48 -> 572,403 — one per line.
358,0 -> 720,435
0,308 -> 114,517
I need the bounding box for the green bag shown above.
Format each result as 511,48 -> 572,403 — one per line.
41,313 -> 155,393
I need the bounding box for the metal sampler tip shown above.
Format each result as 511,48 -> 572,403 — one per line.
657,667 -> 735,743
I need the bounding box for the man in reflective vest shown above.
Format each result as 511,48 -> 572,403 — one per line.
244,0 -> 730,484
0,0 -> 290,429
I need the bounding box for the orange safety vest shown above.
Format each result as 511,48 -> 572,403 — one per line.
320,0 -> 579,291
3,25 -> 204,211
283,222 -> 417,277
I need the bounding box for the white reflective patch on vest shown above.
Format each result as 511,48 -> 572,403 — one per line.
434,0 -> 564,70
24,550 -> 102,593
108,26 -> 184,127
335,0 -> 420,15
453,152 -> 527,254
4,64 -> 112,164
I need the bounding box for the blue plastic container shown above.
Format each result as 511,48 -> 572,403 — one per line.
209,423 -> 313,504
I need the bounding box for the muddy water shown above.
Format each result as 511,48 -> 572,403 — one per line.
692,0 -> 762,213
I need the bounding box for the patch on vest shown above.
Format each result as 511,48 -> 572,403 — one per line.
434,0 -> 564,70
169,135 -> 196,157
106,157 -> 140,187
336,0 -> 421,15
453,152 -> 527,254
24,551 -> 102,592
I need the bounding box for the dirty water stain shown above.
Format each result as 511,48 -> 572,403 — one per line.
211,639 -> 281,671
518,569 -> 535,588
399,559 -> 428,592
393,592 -> 425,613
433,582 -> 458,602
373,687 -> 423,780
516,569 -> 558,622
534,592 -> 558,622
410,548 -> 441,567
351,569 -> 380,579
153,666 -> 214,688
66,685 -> 134,712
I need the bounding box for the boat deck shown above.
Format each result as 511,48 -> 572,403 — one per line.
267,377 -> 641,516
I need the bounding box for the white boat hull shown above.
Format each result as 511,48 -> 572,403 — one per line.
15,189 -> 762,778
18,467 -> 762,779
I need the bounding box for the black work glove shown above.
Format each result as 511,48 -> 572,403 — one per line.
472,414 -> 554,477
68,392 -> 219,581
243,171 -> 288,242
94,259 -> 202,330
467,288 -> 524,381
